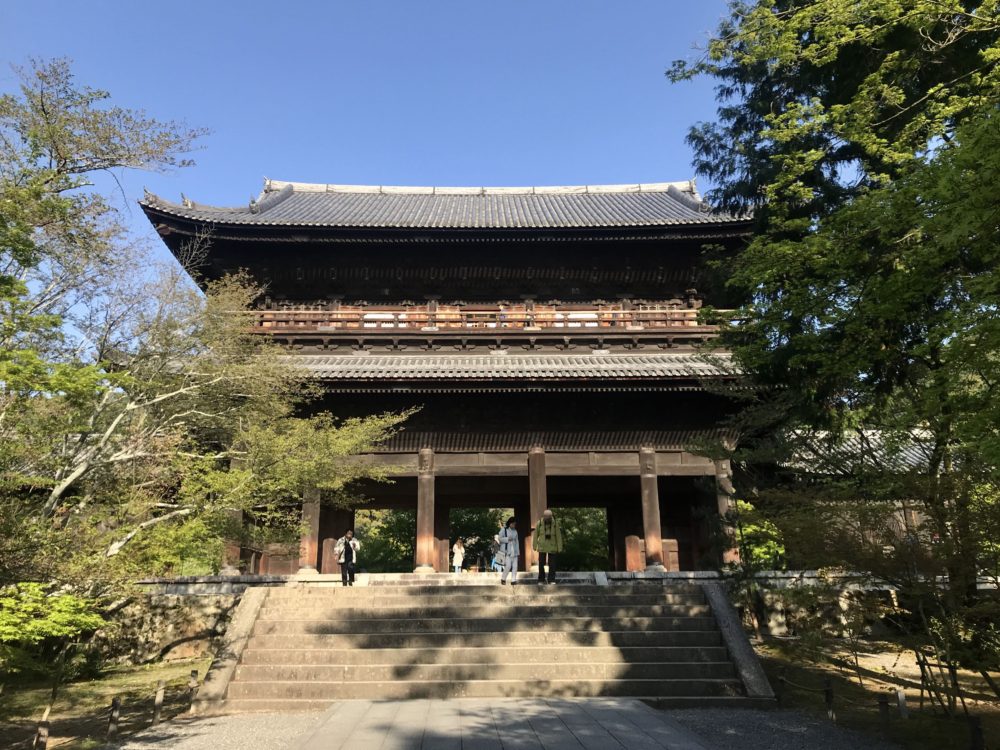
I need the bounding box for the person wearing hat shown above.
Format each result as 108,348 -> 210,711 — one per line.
533,509 -> 563,584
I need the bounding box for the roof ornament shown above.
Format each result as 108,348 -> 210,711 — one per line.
249,196 -> 259,214
180,193 -> 194,209
142,187 -> 156,204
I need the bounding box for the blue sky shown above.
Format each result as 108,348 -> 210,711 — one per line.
2,1 -> 729,253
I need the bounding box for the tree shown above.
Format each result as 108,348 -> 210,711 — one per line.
0,60 -> 408,601
673,1 -> 1000,699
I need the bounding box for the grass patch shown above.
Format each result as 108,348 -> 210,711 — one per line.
0,657 -> 212,749
758,639 -> 999,750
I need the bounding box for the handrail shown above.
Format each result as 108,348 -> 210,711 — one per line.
249,304 -> 730,333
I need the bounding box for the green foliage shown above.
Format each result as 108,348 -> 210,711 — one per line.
676,2 -> 1000,690
0,584 -> 103,647
0,60 -> 408,605
120,518 -> 224,578
0,583 -> 104,678
448,507 -> 507,568
554,508 -> 609,572
731,500 -> 785,571
354,509 -> 416,573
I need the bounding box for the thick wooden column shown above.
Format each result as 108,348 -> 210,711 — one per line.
320,508 -> 355,574
639,448 -> 665,570
298,487 -> 321,573
714,458 -> 740,565
526,446 -> 548,572
414,448 -> 436,573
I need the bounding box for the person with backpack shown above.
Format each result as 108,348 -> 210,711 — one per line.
334,529 -> 361,587
490,526 -> 504,572
498,517 -> 519,585
532,509 -> 564,584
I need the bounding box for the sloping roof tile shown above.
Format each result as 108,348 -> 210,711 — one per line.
142,180 -> 746,230
287,352 -> 732,380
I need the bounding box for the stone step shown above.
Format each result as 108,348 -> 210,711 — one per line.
260,592 -> 706,607
252,615 -> 719,635
255,603 -> 714,620
267,583 -> 705,597
221,695 -> 765,714
231,661 -> 737,683
226,677 -> 743,701
245,629 -> 724,650
239,645 -> 731,666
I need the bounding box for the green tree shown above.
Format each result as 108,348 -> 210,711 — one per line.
673,1 -> 1000,698
0,60 -> 408,600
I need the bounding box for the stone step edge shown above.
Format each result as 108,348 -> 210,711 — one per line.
232,660 -> 737,672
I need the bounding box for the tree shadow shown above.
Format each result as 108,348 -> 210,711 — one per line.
229,581 -> 744,704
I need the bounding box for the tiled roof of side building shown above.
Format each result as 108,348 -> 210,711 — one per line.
140,179 -> 748,230
286,351 -> 734,380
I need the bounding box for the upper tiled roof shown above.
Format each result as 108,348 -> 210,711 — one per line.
289,351 -> 732,381
141,179 -> 746,230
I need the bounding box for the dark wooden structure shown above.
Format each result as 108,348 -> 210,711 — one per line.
141,179 -> 751,573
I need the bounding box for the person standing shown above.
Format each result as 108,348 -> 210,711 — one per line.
498,517 -> 519,586
452,537 -> 466,574
490,526 -> 504,572
533,509 -> 564,584
334,529 -> 361,587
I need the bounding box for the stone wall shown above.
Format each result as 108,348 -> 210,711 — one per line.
98,593 -> 240,664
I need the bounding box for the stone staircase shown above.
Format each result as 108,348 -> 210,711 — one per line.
213,579 -> 772,712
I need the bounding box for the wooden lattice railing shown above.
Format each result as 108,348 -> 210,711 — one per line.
252,303 -> 726,333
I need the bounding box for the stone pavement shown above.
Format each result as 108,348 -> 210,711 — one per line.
296,698 -> 710,750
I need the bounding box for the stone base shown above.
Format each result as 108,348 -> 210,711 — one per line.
413,565 -> 436,574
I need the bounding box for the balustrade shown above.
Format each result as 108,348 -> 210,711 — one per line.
251,302 -> 724,333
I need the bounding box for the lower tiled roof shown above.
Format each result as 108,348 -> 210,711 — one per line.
288,352 -> 732,380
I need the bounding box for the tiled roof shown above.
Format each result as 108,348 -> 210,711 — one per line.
141,179 -> 746,230
288,352 -> 732,381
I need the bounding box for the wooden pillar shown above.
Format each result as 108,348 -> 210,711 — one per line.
320,508 -> 355,574
639,448 -> 665,570
714,458 -> 740,565
435,502 -> 450,573
414,448 -> 436,573
298,487 -> 321,573
526,446 -> 548,572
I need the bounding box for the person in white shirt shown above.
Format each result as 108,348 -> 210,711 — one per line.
498,517 -> 520,586
452,537 -> 465,574
334,529 -> 361,587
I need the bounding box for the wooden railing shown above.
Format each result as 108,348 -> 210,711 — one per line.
252,303 -> 724,333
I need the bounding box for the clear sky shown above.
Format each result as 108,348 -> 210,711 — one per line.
2,1 -> 729,255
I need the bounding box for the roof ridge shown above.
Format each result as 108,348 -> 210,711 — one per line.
263,178 -> 698,197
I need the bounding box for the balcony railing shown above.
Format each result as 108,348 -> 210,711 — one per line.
252,303 -> 724,333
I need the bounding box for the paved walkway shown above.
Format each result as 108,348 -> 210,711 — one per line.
296,698 -> 709,750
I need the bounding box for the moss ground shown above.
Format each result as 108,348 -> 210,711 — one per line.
0,657 -> 212,749
757,639 -> 999,750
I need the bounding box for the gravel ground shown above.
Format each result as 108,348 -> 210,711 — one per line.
666,708 -> 901,750
112,712 -> 324,749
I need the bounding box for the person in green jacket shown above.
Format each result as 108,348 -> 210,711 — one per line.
533,509 -> 563,584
